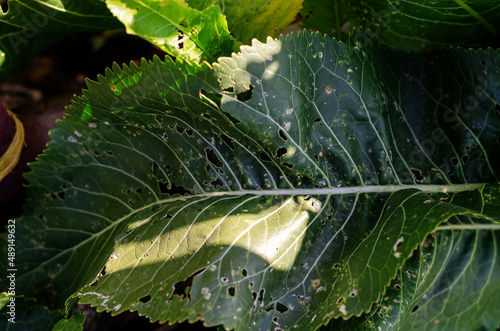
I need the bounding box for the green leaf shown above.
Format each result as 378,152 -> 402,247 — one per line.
7,31 -> 500,330
105,0 -> 240,63
0,0 -> 122,82
0,294 -> 63,330
325,219 -> 500,330
300,0 -> 361,42
301,0 -> 500,50
187,0 -> 303,43
51,311 -> 85,331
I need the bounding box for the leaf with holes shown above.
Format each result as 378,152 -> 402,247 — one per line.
4,32 -> 500,330
105,0 -> 240,63
325,214 -> 500,330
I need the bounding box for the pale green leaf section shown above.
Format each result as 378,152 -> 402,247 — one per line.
51,311 -> 85,331
105,0 -> 240,63
5,32 -> 500,330
187,0 -> 304,43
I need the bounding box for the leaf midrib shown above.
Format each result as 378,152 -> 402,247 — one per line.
18,182 -> 487,287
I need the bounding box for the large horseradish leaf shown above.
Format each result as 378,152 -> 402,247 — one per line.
7,32 -> 500,330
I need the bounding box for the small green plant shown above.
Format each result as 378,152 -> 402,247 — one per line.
1,1 -> 500,330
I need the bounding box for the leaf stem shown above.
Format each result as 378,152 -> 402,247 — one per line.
435,224 -> 500,231
453,0 -> 497,35
188,183 -> 486,198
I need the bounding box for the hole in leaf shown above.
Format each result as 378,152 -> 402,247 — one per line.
205,148 -> 224,167
275,147 -> 288,158
461,155 -> 469,164
176,126 -> 185,134
185,129 -> 194,136
139,295 -> 151,303
156,115 -> 163,123
313,117 -> 321,123
210,178 -> 224,188
57,191 -> 65,199
481,59 -> 486,65
336,297 -> 343,304
412,305 -> 419,312
450,157 -> 459,166
411,168 -> 424,181
173,268 -> 205,300
260,152 -> 271,162
228,286 -> 236,297
272,316 -> 278,322
205,164 -> 211,172
236,85 -> 254,102
258,289 -> 265,302
282,162 -> 294,169
220,134 -> 236,150
394,284 -> 402,290
278,130 -> 288,141
136,188 -> 142,193
379,312 -> 384,318
241,268 -> 248,277
276,302 -> 288,313
158,182 -> 190,195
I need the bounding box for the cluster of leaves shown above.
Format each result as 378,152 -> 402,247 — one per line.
1,0 -> 500,330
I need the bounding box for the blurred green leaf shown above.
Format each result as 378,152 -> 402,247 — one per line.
0,0 -> 122,82
0,293 -> 63,331
301,0 -> 500,50
187,0 -> 303,43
